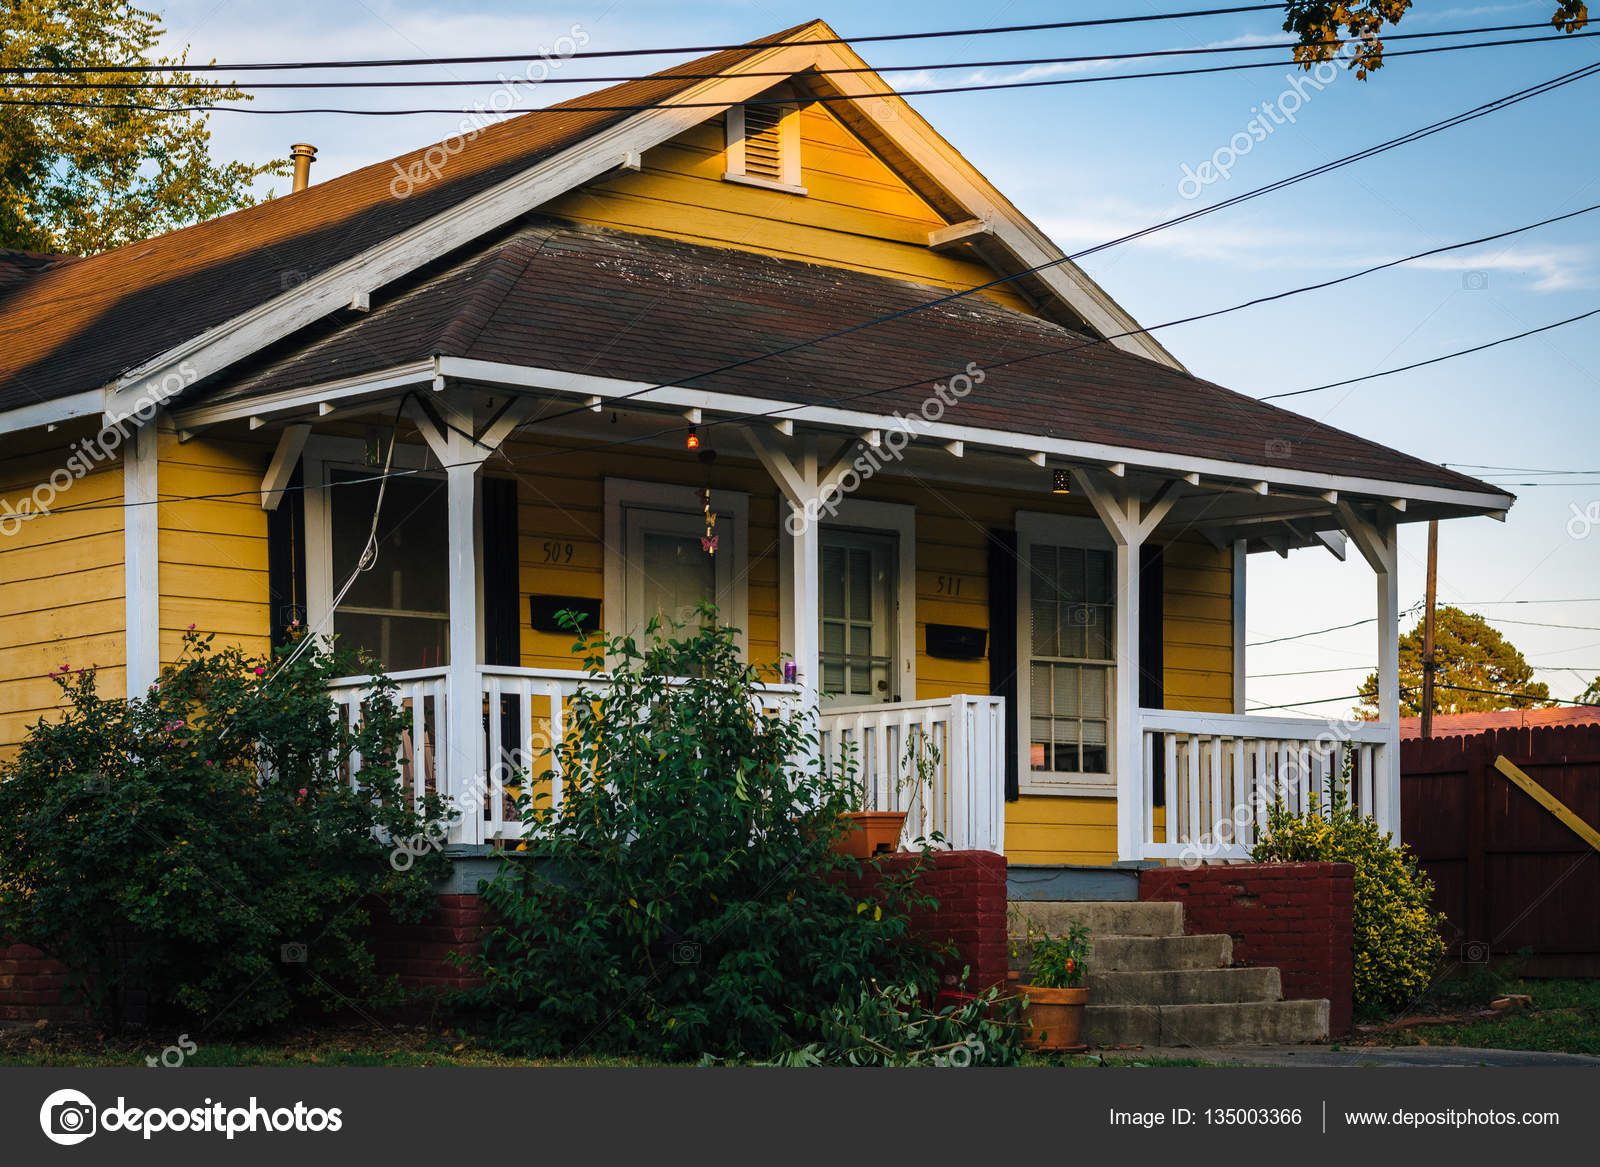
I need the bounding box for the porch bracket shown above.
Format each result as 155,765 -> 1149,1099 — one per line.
260,423 -> 312,511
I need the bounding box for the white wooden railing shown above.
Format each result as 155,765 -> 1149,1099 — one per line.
328,665 -> 802,844
817,696 -> 1006,855
1137,709 -> 1394,862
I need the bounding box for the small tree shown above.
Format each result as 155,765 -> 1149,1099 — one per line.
1282,2 -> 1588,79
0,629 -> 451,1031
458,608 -> 938,1061
1357,607 -> 1551,719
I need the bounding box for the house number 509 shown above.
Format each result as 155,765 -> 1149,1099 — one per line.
543,541 -> 575,563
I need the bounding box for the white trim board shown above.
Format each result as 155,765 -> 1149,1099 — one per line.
824,497 -> 917,701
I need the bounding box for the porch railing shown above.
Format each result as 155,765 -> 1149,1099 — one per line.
1137,709 -> 1393,862
817,696 -> 1006,855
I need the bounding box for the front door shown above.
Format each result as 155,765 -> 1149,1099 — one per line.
819,530 -> 897,706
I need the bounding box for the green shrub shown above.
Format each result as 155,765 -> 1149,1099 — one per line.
1018,922 -> 1091,989
0,629 -> 451,1031
1251,779 -> 1445,1017
456,608 -> 939,1061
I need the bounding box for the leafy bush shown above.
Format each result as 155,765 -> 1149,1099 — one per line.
1251,779 -> 1445,1016
764,979 -> 1024,1066
457,609 -> 940,1061
0,630 -> 451,1031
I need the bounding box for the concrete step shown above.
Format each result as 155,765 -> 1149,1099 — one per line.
1084,999 -> 1330,1048
1088,967 -> 1281,1006
1010,900 -> 1184,939
1009,933 -> 1233,974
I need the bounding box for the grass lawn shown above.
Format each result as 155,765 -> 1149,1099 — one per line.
1362,977 -> 1600,1056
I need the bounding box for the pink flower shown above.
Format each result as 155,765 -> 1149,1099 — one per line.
187,623 -> 196,631
164,720 -> 185,733
253,666 -> 266,677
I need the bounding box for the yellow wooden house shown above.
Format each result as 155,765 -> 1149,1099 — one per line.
0,21 -> 1512,871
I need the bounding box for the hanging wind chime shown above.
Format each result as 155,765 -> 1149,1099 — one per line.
701,486 -> 719,555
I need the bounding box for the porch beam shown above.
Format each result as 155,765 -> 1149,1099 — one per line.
260,423 -> 312,511
1373,521 -> 1403,841
740,428 -> 823,693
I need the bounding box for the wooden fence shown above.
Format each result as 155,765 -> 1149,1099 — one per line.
1401,724 -> 1600,976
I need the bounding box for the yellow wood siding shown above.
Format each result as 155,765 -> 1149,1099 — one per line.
1163,539 -> 1234,714
155,430 -> 272,664
0,422 -> 125,752
541,106 -> 1036,314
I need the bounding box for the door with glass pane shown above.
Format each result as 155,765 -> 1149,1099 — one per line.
820,531 -> 896,705
330,469 -> 449,669
1027,543 -> 1114,781
623,508 -> 728,638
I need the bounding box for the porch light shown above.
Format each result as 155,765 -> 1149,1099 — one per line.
1052,468 -> 1071,495
686,427 -> 700,450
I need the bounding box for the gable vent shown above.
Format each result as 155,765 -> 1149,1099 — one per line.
740,103 -> 785,182
724,91 -> 806,195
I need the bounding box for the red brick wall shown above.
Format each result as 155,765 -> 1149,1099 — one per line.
1141,862 -> 1354,1035
848,850 -> 1009,992
369,894 -> 490,994
0,942 -> 84,1023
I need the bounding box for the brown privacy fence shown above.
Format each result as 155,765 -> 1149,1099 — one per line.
1401,724 -> 1600,976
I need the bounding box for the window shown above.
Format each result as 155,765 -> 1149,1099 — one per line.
724,88 -> 805,194
1016,513 -> 1117,794
820,531 -> 896,704
329,469 -> 449,670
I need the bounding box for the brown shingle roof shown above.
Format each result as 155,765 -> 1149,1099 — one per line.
0,22 -> 817,415
208,219 -> 1505,497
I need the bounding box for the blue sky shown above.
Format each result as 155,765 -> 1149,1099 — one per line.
154,1 -> 1600,714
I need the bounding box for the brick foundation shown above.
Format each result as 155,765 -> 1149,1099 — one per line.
1140,862 -> 1354,1035
0,942 -> 85,1023
847,850 -> 1010,992
3,854 -> 1010,1023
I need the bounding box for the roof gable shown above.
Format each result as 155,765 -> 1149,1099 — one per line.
0,18 -> 1181,429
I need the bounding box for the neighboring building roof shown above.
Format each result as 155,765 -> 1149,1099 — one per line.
208,219 -> 1503,495
0,24 -> 808,415
1400,706 -> 1600,739
0,249 -> 79,296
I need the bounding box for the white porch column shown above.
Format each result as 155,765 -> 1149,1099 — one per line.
1339,503 -> 1403,842
1079,472 -> 1185,861
1373,523 -> 1403,842
407,390 -> 537,845
1232,539 -> 1248,715
124,422 -> 160,698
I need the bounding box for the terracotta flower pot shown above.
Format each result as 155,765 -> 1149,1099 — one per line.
832,811 -> 907,859
1018,984 -> 1089,1052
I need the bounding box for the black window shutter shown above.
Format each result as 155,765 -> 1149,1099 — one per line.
1139,544 -> 1165,807
481,476 -> 520,667
987,529 -> 1020,802
266,465 -> 307,648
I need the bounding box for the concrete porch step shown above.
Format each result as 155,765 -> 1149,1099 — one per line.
1088,966 -> 1281,1006
1011,900 -> 1183,939
1012,932 -> 1233,973
1084,999 -> 1330,1048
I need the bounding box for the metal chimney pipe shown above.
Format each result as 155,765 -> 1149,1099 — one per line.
290,143 -> 318,192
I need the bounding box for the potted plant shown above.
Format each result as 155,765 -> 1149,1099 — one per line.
830,728 -> 940,859
1015,922 -> 1091,1052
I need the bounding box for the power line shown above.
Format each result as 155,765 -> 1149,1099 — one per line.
1259,307 -> 1600,400
0,8 -> 1292,74
1434,682 -> 1600,707
5,31 -> 1598,114
5,22 -> 1564,90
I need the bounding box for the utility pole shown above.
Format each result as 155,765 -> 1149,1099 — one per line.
1421,520 -> 1439,739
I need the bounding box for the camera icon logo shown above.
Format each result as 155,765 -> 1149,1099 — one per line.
1462,270 -> 1489,291
39,1088 -> 97,1146
671,940 -> 701,965
1264,438 -> 1292,459
280,941 -> 308,963
1462,940 -> 1491,964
